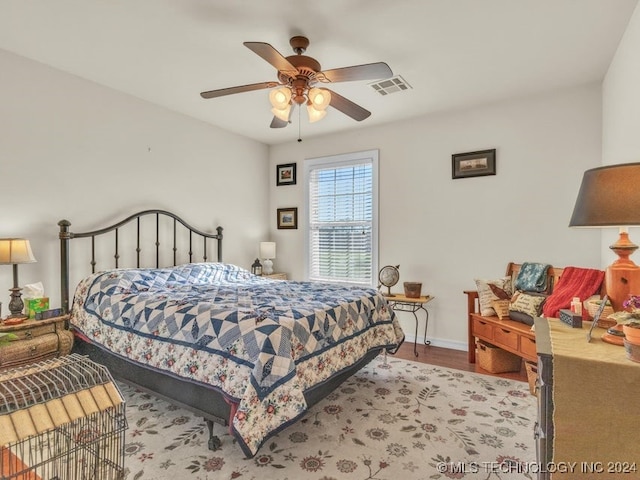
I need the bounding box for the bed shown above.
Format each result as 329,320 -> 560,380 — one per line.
59,210 -> 404,457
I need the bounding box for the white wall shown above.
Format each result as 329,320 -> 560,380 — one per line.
0,50 -> 270,311
602,3 -> 640,264
603,4 -> 640,165
270,85 -> 603,349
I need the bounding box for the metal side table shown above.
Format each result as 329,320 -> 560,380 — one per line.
386,294 -> 434,356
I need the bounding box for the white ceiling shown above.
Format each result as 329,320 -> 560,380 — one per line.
1,0 -> 637,145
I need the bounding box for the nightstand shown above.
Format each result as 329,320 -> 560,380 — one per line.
0,315 -> 74,370
386,294 -> 434,357
263,273 -> 287,280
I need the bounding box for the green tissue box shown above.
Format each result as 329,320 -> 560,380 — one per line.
25,297 -> 49,318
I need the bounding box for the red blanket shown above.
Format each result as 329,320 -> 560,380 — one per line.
542,266 -> 604,318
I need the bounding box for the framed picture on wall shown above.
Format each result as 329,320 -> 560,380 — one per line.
277,207 -> 298,229
452,149 -> 496,179
276,163 -> 297,186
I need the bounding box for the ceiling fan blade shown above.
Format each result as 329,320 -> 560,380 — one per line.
244,42 -> 299,78
327,89 -> 371,121
200,81 -> 277,99
317,62 -> 393,83
270,116 -> 288,128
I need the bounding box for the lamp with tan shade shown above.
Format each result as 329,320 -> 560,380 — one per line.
0,238 -> 37,320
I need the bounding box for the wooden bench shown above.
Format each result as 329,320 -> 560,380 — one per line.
464,262 -> 565,364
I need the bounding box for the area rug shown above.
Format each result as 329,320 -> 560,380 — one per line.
121,355 -> 537,480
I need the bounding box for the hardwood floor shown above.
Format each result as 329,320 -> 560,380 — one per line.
393,340 -> 528,382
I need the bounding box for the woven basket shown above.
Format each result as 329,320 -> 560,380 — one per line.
524,361 -> 538,395
476,340 -> 522,374
585,298 -> 615,327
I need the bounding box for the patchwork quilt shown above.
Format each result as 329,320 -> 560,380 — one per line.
70,262 -> 404,456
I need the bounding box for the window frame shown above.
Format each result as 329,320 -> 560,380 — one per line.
303,149 -> 379,286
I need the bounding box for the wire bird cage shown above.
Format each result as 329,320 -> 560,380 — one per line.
0,354 -> 127,480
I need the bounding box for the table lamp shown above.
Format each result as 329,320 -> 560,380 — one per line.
0,238 -> 37,319
569,162 -> 640,311
260,242 -> 276,275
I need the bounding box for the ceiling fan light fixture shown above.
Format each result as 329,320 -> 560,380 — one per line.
307,103 -> 327,123
271,104 -> 291,122
308,87 -> 331,110
269,87 -> 292,110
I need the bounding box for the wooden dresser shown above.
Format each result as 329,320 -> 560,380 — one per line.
534,317 -> 640,479
0,315 -> 74,370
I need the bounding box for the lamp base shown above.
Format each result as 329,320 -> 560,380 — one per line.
7,287 -> 27,320
606,230 -> 640,312
605,264 -> 640,312
262,259 -> 274,275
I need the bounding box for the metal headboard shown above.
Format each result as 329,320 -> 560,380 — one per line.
59,209 -> 223,314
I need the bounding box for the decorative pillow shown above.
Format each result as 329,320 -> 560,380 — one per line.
509,292 -> 547,325
491,299 -> 510,319
475,277 -> 513,316
514,262 -> 552,293
508,310 -> 536,326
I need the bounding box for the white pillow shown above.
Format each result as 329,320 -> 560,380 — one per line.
475,277 -> 512,316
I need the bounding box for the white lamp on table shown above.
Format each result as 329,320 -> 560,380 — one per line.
260,242 -> 276,275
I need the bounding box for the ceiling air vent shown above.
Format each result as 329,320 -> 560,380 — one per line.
369,75 -> 412,96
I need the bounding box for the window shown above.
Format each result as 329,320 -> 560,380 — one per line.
304,150 -> 378,286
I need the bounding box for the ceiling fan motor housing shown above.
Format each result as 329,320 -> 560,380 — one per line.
291,79 -> 308,105
277,54 -> 322,104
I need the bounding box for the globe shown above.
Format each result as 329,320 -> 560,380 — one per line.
379,265 -> 400,296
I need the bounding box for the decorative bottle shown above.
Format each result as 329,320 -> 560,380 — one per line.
570,297 -> 582,315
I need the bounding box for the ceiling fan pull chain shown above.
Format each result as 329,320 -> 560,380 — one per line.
297,105 -> 302,142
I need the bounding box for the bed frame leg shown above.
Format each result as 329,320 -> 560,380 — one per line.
205,419 -> 222,451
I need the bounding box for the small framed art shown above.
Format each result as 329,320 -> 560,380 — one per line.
452,149 -> 496,179
276,163 -> 296,186
277,207 -> 298,229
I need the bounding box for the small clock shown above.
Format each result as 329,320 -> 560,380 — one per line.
378,265 -> 400,297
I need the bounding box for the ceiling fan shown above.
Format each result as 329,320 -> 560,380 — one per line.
200,36 -> 393,128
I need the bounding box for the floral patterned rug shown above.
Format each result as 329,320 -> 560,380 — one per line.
121,355 -> 536,480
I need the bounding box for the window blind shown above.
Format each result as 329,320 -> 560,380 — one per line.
308,160 -> 373,285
